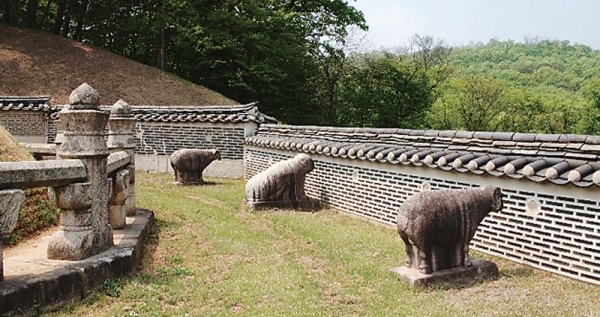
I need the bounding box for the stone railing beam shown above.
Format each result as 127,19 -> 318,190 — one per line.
107,151 -> 131,175
20,143 -> 57,158
0,159 -> 86,189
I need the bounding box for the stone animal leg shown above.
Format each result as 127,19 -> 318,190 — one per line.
399,232 -> 414,268
417,247 -> 432,274
448,243 -> 465,268
463,244 -> 472,266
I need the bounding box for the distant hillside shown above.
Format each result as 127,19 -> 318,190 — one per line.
0,25 -> 238,106
426,39 -> 600,134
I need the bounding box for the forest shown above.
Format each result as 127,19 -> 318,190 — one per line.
3,0 -> 600,134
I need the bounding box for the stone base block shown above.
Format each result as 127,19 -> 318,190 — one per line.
109,205 -> 126,230
247,199 -> 321,211
390,258 -> 498,289
47,230 -> 95,261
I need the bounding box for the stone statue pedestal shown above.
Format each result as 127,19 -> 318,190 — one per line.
390,258 -> 498,289
247,199 -> 321,211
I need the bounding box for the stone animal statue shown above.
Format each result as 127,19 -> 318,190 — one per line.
397,186 -> 503,274
170,149 -> 221,184
246,153 -> 320,210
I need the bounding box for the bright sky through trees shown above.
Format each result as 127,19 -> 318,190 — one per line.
350,0 -> 600,50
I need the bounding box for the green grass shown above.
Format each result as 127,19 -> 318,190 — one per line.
46,172 -> 600,317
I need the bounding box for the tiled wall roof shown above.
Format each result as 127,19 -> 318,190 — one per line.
246,124 -> 600,188
0,96 -> 53,112
0,97 -> 277,124
45,102 -> 277,124
128,103 -> 277,124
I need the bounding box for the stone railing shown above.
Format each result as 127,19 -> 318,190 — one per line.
0,84 -> 136,281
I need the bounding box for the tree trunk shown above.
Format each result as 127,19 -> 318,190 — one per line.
52,0 -> 67,34
73,0 -> 88,40
25,0 -> 38,27
2,0 -> 10,24
61,13 -> 70,37
39,0 -> 53,28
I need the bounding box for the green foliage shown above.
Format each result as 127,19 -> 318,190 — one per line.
3,187 -> 60,246
428,39 -> 600,133
7,2 -> 600,132
103,279 -> 122,298
334,36 -> 452,128
5,0 -> 367,125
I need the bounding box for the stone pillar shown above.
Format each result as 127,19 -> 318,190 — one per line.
0,189 -> 26,281
106,99 -> 137,216
54,117 -> 65,151
108,169 -> 130,229
48,83 -> 113,260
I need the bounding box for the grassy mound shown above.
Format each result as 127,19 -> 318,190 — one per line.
0,125 -> 59,245
0,25 -> 237,106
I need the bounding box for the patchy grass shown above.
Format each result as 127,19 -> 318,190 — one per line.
46,172 -> 600,316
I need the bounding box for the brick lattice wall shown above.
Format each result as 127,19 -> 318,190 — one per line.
244,147 -> 600,285
136,122 -> 245,159
0,111 -> 47,136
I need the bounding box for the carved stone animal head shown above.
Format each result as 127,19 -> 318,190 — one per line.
212,149 -> 221,161
485,186 -> 503,212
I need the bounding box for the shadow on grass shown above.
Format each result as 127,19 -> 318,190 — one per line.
172,181 -> 219,186
499,265 -> 535,278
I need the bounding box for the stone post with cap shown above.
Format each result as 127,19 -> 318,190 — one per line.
107,99 -> 137,228
47,83 -> 113,260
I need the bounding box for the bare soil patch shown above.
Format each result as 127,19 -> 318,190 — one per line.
0,25 -> 237,106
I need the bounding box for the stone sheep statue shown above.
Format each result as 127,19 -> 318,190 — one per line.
170,149 -> 221,184
246,153 -> 320,210
397,186 -> 503,274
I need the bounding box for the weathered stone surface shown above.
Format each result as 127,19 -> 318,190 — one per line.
391,258 -> 498,289
52,182 -> 92,210
68,83 -> 100,109
170,149 -> 221,184
246,153 -> 320,210
52,84 -> 113,260
58,111 -> 108,157
0,159 -> 86,190
109,99 -> 131,117
0,190 -> 26,236
0,190 -> 26,281
107,151 -> 131,175
397,186 -> 503,274
21,143 -> 57,157
107,99 -> 137,216
47,230 -> 95,261
1,209 -> 154,316
109,169 -> 130,230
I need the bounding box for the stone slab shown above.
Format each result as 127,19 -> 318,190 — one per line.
0,208 -> 154,316
390,258 -> 498,289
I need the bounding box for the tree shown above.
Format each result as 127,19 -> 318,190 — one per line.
428,75 -> 509,131
25,0 -> 38,27
1,0 -> 11,24
336,35 -> 451,128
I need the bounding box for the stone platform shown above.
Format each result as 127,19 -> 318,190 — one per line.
0,209 -> 154,316
391,258 -> 499,289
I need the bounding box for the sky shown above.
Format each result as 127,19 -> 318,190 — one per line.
349,0 -> 600,51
